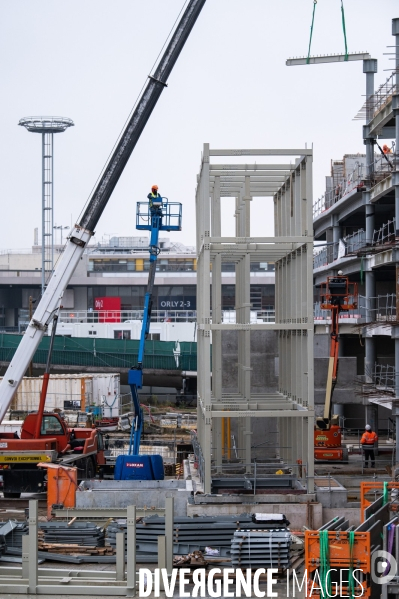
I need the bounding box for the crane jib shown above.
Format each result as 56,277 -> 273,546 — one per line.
79,0 -> 207,233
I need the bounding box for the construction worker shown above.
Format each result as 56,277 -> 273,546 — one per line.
147,185 -> 162,214
383,144 -> 392,154
361,424 -> 378,468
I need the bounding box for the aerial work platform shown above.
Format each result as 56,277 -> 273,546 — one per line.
136,200 -> 182,231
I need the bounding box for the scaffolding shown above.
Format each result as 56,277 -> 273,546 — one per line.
195,144 -> 314,493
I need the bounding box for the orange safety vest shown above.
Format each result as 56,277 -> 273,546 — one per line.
361,430 -> 378,445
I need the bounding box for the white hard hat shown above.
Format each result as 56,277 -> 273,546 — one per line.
365,424 -> 371,431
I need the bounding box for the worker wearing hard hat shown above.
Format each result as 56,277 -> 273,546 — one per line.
361,424 -> 378,468
383,144 -> 392,154
147,185 -> 162,213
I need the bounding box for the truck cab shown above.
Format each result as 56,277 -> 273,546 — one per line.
0,412 -> 107,498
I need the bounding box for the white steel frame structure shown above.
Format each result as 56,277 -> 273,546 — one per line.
195,144 -> 315,493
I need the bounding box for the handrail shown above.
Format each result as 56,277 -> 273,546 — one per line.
313,162 -> 365,218
15,308 -> 277,325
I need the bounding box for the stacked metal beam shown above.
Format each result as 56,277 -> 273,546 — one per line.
231,529 -> 291,568
107,514 -> 289,562
39,521 -> 105,547
0,521 -> 20,555
0,520 -> 112,565
0,521 -> 27,551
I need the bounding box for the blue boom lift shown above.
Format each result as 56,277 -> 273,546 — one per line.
114,197 -> 182,480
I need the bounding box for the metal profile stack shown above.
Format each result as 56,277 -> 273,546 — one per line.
39,521 -> 105,547
0,521 -> 20,556
0,521 -> 27,552
231,529 -> 291,568
107,514 -> 290,562
0,520 -> 113,565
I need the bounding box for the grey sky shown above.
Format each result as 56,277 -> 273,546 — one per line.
1,0 -> 397,250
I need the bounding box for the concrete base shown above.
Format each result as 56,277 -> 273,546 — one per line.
315,476 -> 348,508
77,479 -> 192,517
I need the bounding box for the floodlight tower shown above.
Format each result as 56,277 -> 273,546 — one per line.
19,116 -> 74,293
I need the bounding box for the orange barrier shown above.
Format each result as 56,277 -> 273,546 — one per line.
305,530 -> 371,597
360,481 -> 399,522
38,462 -> 77,520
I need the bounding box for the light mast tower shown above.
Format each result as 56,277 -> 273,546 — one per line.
19,116 -> 74,293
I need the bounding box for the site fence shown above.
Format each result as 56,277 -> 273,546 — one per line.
0,333 -> 198,371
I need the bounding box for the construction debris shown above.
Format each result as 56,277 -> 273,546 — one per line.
173,550 -> 208,567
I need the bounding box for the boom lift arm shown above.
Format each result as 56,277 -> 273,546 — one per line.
0,0 -> 207,421
319,302 -> 340,429
128,202 -> 164,455
116,198 -> 182,480
316,274 -> 358,430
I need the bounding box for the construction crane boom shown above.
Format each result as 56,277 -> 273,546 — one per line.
0,0 -> 206,421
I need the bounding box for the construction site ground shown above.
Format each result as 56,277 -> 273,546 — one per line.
0,565 -> 303,599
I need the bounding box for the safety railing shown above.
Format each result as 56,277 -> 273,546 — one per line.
313,229 -> 367,269
314,295 -> 397,322
372,364 -> 396,393
372,217 -> 396,246
314,300 -> 363,321
0,248 -> 36,255
346,229 -> 367,253
0,270 -> 42,277
368,72 -> 397,119
136,199 -> 182,231
0,325 -> 26,334
313,221 -> 397,271
313,162 -> 365,218
89,262 -> 196,273
360,294 -> 397,322
313,247 -> 328,269
57,309 -> 197,323
367,152 -> 395,188
209,460 -> 306,490
53,309 -> 276,324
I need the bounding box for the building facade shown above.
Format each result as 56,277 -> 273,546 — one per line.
313,19 -> 399,445
0,236 -> 275,331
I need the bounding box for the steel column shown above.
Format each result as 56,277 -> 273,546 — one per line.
116,533 -> 125,581
165,497 -> 174,576
126,505 -> 136,595
28,499 -> 38,593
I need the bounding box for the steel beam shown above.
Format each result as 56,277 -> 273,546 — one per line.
28,499 -> 38,594
116,533 -> 125,581
286,52 -> 370,66
210,148 -> 312,156
210,163 -> 296,170
53,507 -> 165,519
210,170 -> 291,177
165,497 -> 174,576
